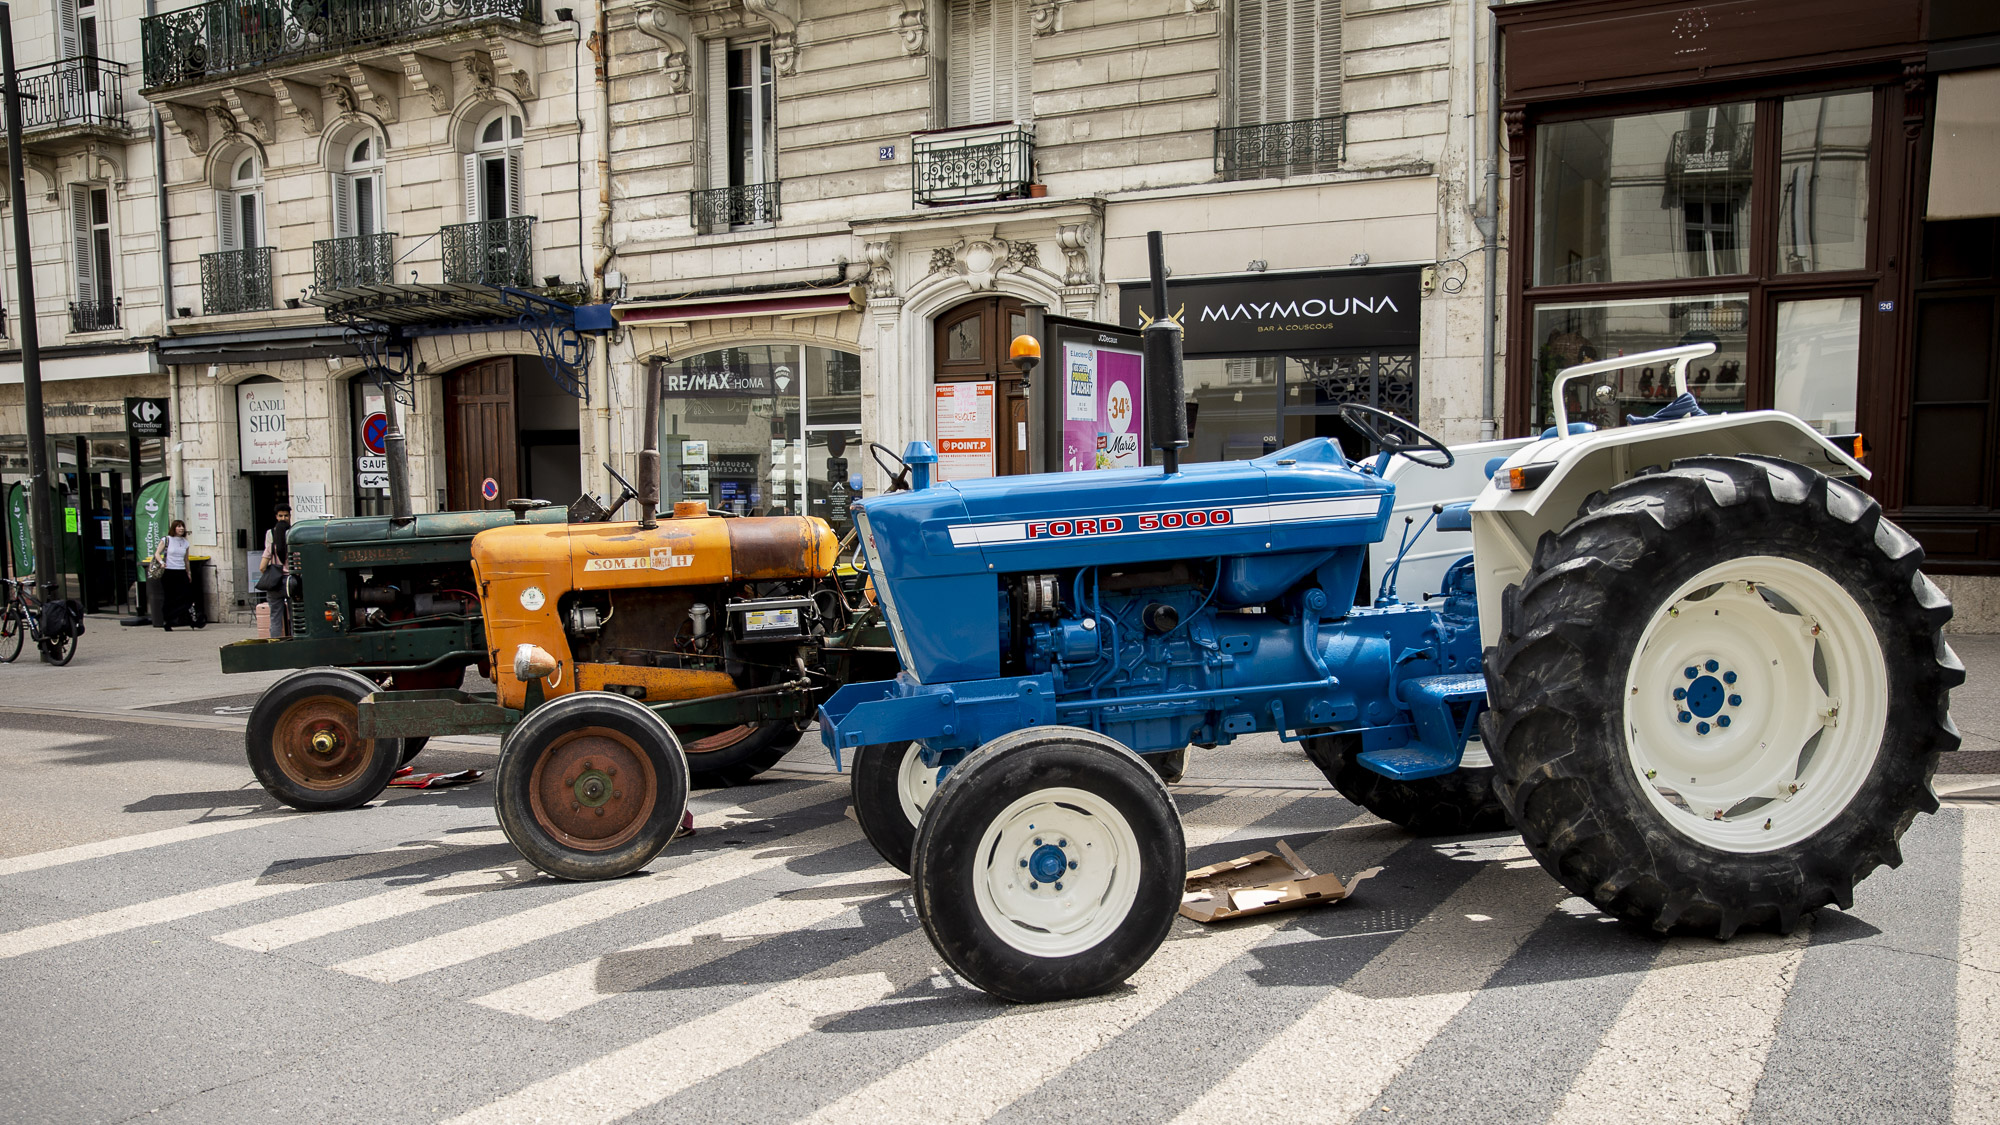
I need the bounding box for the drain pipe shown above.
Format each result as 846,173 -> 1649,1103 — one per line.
1470,0 -> 1500,441
148,0 -> 185,518
587,4 -> 618,485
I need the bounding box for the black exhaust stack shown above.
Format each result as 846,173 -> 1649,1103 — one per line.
1143,230 -> 1188,474
638,357 -> 662,529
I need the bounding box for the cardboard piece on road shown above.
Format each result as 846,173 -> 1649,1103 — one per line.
1179,838 -> 1379,924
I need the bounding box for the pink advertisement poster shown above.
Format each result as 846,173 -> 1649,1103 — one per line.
1061,345 -> 1144,472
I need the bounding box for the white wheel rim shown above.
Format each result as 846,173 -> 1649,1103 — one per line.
970,786 -> 1142,958
895,743 -> 941,828
1621,555 -> 1887,853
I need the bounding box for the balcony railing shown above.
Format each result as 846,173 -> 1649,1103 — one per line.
313,232 -> 395,292
912,123 -> 1035,206
141,0 -> 543,89
441,216 -> 534,288
69,299 -> 121,333
1215,115 -> 1344,181
20,57 -> 128,133
691,181 -> 780,234
201,247 -> 274,314
1667,125 -> 1755,192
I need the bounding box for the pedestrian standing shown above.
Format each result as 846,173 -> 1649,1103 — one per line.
259,505 -> 293,638
151,520 -> 195,631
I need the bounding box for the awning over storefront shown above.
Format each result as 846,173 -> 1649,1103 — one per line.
302,283 -> 616,400
614,284 -> 864,326
0,342 -> 159,383
1928,68 -> 2000,220
155,324 -> 361,367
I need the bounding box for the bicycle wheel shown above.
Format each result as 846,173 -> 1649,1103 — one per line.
0,606 -> 22,663
43,628 -> 75,666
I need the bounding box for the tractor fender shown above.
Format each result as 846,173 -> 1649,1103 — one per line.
1467,409 -> 1867,649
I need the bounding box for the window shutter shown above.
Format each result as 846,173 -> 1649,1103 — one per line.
946,0 -> 974,125
331,172 -> 352,239
59,0 -> 79,59
462,153 -> 479,221
1313,0 -> 1342,119
1233,0 -> 1263,126
505,148 -> 524,217
70,186 -> 94,305
215,189 -> 238,252
1234,0 -> 1340,125
247,189 -> 265,248
1001,0 -> 1030,121
705,39 -> 730,191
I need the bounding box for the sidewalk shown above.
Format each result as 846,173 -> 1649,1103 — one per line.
4,618 -> 1997,788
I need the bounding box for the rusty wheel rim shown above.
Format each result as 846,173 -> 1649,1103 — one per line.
683,724 -> 757,754
273,695 -> 374,791
526,728 -> 659,852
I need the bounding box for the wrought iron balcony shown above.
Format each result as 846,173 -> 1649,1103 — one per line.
20,57 -> 129,135
1667,126 -> 1755,191
691,181 -> 780,234
141,0 -> 543,90
201,247 -> 274,314
912,123 -> 1035,206
313,232 -> 395,292
441,216 -> 534,288
69,299 -> 121,333
1215,115 -> 1344,181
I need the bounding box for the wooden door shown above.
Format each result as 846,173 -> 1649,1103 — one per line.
444,358 -> 518,510
934,296 -> 1030,476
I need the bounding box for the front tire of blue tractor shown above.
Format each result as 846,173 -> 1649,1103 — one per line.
849,741 -> 931,874
1482,455 -> 1963,938
912,727 -> 1184,1003
246,667 -> 408,812
495,691 -> 691,881
1301,733 -> 1511,836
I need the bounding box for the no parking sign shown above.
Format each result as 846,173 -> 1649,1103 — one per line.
361,412 -> 388,456
481,477 -> 500,502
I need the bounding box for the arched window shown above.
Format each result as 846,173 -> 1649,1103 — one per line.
217,153 -> 264,251
332,133 -> 386,241
464,109 -> 524,222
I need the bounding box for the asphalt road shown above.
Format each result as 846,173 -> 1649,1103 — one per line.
1,705 -> 1996,1125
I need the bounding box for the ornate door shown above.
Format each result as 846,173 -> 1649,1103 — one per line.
444,358 -> 518,510
934,295 -> 1030,476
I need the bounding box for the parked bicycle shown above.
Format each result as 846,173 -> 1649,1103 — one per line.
0,577 -> 82,665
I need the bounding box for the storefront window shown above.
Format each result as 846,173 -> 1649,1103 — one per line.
1530,294 -> 1751,429
1777,91 -> 1873,274
660,344 -> 864,537
1773,297 -> 1861,435
1535,103 -> 1755,285
1184,359 -> 1280,461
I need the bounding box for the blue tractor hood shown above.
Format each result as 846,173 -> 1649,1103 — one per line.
856,438 -> 1393,684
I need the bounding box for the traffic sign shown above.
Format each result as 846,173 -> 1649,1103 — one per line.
126,397 -> 170,439
481,477 -> 500,501
361,412 -> 388,455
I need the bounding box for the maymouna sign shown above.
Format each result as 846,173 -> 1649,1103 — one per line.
1117,267 -> 1422,358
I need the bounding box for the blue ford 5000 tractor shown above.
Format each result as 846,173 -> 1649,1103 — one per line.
817,236 -> 1961,1004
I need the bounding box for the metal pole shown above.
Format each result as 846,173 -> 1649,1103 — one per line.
1,4 -> 62,625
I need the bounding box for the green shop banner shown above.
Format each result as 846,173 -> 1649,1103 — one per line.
6,483 -> 28,575
134,479 -> 172,563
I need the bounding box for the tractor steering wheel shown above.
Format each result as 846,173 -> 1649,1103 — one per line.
1337,403 -> 1455,469
601,461 -> 639,517
870,442 -> 914,492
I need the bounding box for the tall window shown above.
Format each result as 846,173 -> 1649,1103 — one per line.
463,111 -> 524,222
216,155 -> 263,252
1232,0 -> 1341,127
59,0 -> 98,63
707,41 -> 775,190
333,135 -> 385,240
70,185 -> 112,324
945,0 -> 1030,126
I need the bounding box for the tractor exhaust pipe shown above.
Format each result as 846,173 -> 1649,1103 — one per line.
380,371 -> 414,527
637,357 -> 662,529
1143,231 -> 1189,475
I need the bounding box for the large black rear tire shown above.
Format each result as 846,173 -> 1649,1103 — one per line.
1483,456 -> 1962,938
246,668 -> 406,811
913,727 -> 1183,1003
683,720 -> 805,788
495,691 -> 690,881
1301,732 -> 1510,836
849,741 -> 928,874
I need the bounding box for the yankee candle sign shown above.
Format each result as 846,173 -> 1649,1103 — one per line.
1118,267 -> 1421,357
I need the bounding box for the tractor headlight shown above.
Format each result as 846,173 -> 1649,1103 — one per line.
1498,462 -> 1556,492
513,643 -> 558,681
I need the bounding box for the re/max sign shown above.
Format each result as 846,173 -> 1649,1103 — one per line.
1026,508 -> 1233,539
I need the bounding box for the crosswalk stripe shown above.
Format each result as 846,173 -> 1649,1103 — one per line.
805,809 -> 1395,1125
333,817 -> 859,983
0,815 -> 286,878
211,788 -> 833,956
442,930 -> 938,1125
470,867 -> 904,1020
1957,809 -> 2000,1123
0,837 -> 478,960
1545,924 -> 1813,1124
